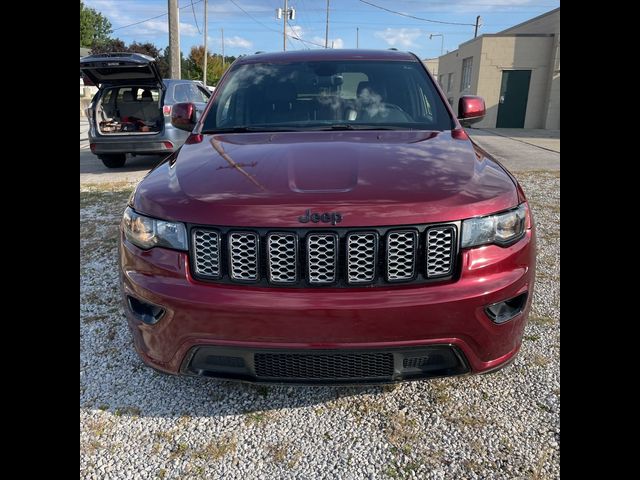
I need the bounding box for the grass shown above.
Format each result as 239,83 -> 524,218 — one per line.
84,417 -> 109,437
529,315 -> 556,326
524,334 -> 540,342
536,402 -> 552,413
531,354 -> 550,367
168,442 -> 189,461
430,380 -> 451,404
244,410 -> 274,426
267,442 -> 302,468
114,406 -> 141,417
531,448 -> 552,479
385,413 -> 418,455
195,435 -> 237,460
155,430 -> 174,442
253,385 -> 271,398
444,405 -> 487,427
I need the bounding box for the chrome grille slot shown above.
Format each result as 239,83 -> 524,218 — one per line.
228,232 -> 259,281
386,230 -> 417,281
347,233 -> 377,284
426,226 -> 455,277
267,233 -> 298,284
307,233 -> 337,284
192,229 -> 221,278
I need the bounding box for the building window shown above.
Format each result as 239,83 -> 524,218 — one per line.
460,57 -> 473,92
438,75 -> 444,88
447,73 -> 453,92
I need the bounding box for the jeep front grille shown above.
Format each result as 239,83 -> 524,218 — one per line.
267,233 -> 298,284
426,227 -> 455,277
190,224 -> 457,287
347,232 -> 377,283
192,230 -> 221,278
386,230 -> 417,282
307,233 -> 338,284
228,232 -> 259,281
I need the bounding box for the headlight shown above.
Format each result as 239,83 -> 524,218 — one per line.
122,207 -> 187,251
461,204 -> 527,248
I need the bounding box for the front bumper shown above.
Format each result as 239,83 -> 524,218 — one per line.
119,229 -> 535,383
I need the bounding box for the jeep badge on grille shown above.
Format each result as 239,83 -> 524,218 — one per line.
298,209 -> 343,226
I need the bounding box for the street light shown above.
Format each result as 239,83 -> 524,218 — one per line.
429,33 -> 444,56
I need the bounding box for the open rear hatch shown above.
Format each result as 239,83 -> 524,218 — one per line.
80,52 -> 164,88
81,53 -> 165,135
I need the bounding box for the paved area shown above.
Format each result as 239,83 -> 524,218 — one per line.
80,118 -> 165,185
469,128 -> 560,172
80,120 -> 560,186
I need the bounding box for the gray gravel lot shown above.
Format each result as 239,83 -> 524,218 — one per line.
80,170 -> 559,479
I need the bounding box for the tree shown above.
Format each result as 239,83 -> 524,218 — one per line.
89,38 -> 126,54
157,47 -> 172,79
185,46 -> 236,85
80,1 -> 112,47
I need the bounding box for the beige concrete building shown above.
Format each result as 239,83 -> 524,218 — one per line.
433,8 -> 559,129
423,58 -> 439,77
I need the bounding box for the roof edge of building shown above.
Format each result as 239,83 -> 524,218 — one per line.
498,7 -> 560,34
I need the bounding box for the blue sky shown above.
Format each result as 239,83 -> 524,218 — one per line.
84,0 -> 559,59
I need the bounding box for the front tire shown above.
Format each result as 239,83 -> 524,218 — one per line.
99,154 -> 127,168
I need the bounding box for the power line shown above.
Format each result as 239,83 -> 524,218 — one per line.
228,0 -> 277,33
190,0 -> 201,34
287,20 -> 309,50
358,0 -> 477,27
229,0 -> 326,48
112,0 -> 204,32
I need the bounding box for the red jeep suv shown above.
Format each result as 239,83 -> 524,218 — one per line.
119,49 -> 535,384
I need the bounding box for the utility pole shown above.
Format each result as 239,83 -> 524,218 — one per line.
283,0 -> 288,51
325,0 -> 330,49
474,15 -> 482,38
221,28 -> 225,69
168,0 -> 181,79
203,0 -> 207,86
356,27 -> 359,48
275,2 -> 295,52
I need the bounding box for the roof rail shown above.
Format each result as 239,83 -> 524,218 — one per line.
388,48 -> 398,51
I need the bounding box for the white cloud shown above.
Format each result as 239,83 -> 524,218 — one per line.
289,25 -> 304,39
225,36 -> 253,49
374,28 -> 422,48
311,37 -> 344,49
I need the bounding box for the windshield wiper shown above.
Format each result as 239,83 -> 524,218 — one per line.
313,124 -> 404,131
201,126 -> 300,133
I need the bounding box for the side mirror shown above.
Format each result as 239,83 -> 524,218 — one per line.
458,95 -> 485,127
171,102 -> 197,132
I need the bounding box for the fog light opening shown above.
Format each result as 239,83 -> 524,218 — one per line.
127,295 -> 165,325
485,292 -> 528,324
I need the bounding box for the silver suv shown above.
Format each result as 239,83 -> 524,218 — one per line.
80,53 -> 210,168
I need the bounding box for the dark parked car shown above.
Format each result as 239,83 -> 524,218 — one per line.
80,53 -> 210,168
120,49 -> 536,384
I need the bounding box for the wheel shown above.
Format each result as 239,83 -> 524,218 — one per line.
99,154 -> 127,168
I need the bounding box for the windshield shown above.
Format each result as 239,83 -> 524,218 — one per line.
201,60 -> 454,132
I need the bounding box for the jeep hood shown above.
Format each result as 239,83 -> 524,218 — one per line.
134,130 -> 519,227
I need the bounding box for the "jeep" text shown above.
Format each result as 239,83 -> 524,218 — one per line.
298,209 -> 343,226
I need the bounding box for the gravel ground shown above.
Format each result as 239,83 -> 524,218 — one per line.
80,170 -> 559,479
